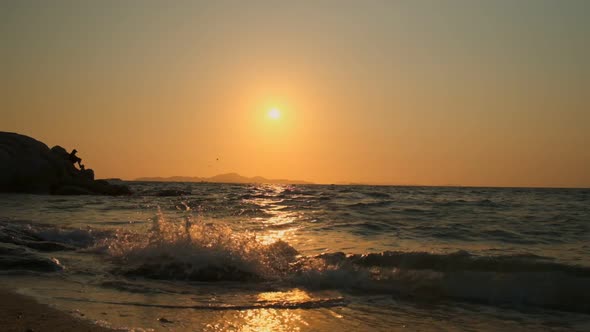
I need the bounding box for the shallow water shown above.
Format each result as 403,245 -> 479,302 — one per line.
1,183 -> 589,331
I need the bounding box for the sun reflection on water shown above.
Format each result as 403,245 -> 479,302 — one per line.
258,228 -> 298,245
205,289 -> 312,332
244,184 -> 303,245
237,308 -> 308,332
256,288 -> 312,303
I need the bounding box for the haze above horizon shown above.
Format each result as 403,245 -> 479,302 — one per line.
2,1 -> 589,188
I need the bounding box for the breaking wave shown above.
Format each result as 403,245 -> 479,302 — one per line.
91,213 -> 590,313
2,216 -> 590,313
99,211 -> 299,281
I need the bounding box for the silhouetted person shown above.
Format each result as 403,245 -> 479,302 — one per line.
69,149 -> 82,168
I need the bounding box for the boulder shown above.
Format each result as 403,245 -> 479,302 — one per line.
0,132 -> 59,193
0,132 -> 132,195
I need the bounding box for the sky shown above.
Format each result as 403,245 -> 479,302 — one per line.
2,0 -> 589,187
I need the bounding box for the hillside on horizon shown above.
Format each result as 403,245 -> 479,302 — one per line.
135,173 -> 313,185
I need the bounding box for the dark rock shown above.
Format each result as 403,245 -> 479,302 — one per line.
81,169 -> 95,181
0,132 -> 59,193
0,132 -> 132,196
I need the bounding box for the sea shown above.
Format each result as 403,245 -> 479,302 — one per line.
1,182 -> 589,331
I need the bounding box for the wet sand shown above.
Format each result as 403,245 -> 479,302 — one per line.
0,289 -> 113,332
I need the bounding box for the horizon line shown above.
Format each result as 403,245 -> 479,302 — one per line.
110,175 -> 590,190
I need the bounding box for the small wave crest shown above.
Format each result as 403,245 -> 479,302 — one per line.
56,295 -> 347,311
0,220 -> 110,252
318,250 -> 590,276
294,250 -> 590,313
0,220 -> 108,273
347,201 -> 392,209
0,242 -> 64,272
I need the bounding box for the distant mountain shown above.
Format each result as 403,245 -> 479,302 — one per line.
135,172 -> 313,185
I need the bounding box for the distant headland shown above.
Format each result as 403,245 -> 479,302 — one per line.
135,173 -> 313,185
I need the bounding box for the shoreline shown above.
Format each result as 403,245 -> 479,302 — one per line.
0,289 -> 114,332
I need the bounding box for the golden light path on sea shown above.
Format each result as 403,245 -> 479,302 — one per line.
205,289 -> 317,332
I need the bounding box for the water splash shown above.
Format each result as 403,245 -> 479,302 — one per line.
103,209 -> 299,281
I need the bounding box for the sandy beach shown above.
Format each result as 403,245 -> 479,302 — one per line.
0,289 -> 113,332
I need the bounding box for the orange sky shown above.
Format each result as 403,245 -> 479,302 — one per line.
2,1 -> 589,187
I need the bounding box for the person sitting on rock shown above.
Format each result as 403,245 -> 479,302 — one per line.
69,149 -> 82,168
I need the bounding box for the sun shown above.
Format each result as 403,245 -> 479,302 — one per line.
268,108 -> 281,119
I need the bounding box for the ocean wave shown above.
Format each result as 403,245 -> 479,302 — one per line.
294,263 -> 590,313
100,212 -> 299,282
0,242 -> 64,272
347,201 -> 392,209
90,213 -> 590,313
364,192 -> 391,199
113,220 -> 590,313
325,250 -> 590,276
293,251 -> 590,313
54,295 -> 348,310
437,198 -> 505,208
3,215 -> 590,313
0,220 -> 110,251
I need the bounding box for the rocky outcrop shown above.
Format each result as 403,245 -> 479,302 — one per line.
0,132 -> 131,195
